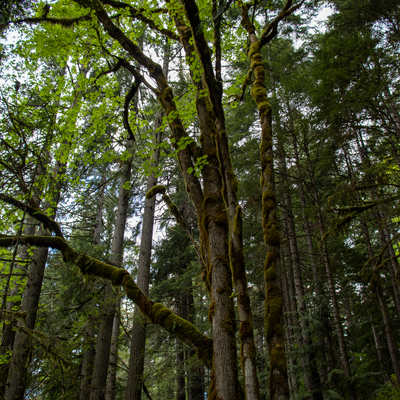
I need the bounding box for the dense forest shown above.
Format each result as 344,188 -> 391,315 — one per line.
0,0 -> 399,399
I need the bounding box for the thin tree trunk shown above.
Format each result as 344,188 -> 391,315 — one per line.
125,42 -> 169,400
360,216 -> 400,384
90,140 -> 134,400
81,166 -> 107,399
277,141 -> 322,399
175,298 -> 186,400
4,141 -> 70,400
105,294 -> 120,400
124,115 -> 162,400
306,157 -> 357,400
291,134 -> 329,384
280,247 -> 299,396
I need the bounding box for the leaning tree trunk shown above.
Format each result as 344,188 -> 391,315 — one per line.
4,159 -> 66,400
0,216 -> 36,399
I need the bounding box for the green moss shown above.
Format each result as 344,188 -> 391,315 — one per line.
146,185 -> 166,199
264,251 -> 278,269
149,303 -> 172,324
264,267 -> 277,281
122,275 -> 142,300
258,101 -> 271,116
250,60 -> 263,70
110,269 -> 129,286
270,344 -> 287,371
248,44 -> 260,59
265,296 -> 283,341
263,224 -> 280,246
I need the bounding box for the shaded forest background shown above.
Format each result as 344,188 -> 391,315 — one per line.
0,0 -> 400,399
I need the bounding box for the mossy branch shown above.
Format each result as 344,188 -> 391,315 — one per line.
0,234 -> 212,367
0,194 -> 63,238
1,14 -> 92,30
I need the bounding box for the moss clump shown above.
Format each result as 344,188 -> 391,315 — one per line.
265,296 -> 283,341
264,267 -> 277,281
250,60 -> 263,70
149,303 -> 171,324
263,223 -> 280,246
122,275 -> 142,301
146,185 -> 166,199
258,101 -> 271,116
264,251 -> 278,269
270,343 -> 287,372
110,269 -> 129,286
248,44 -> 260,59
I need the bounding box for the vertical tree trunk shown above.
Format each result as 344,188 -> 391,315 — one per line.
291,134 -> 330,384
90,139 -> 134,400
81,166 -> 107,399
279,246 -> 299,396
307,162 -> 357,400
277,140 -> 322,399
125,114 -> 163,400
176,298 -> 186,400
105,294 -> 120,400
125,42 -> 169,400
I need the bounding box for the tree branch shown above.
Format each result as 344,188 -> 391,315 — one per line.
0,194 -> 63,238
100,0 -> 180,42
0,233 -> 212,367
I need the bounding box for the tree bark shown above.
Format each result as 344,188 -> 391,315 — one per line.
125,92 -> 165,400
90,140 -> 134,400
80,166 -> 107,399
277,139 -> 322,399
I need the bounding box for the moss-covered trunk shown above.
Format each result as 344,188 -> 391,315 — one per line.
239,2 -> 306,398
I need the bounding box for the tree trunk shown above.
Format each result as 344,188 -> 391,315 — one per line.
176,298 -> 186,400
90,140 -> 134,400
105,294 -> 120,400
80,166 -> 107,399
307,166 -> 357,400
0,217 -> 36,399
360,216 -> 400,384
277,141 -> 322,399
125,41 -> 169,400
4,148 -> 68,400
125,110 -> 163,400
291,134 -> 329,384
